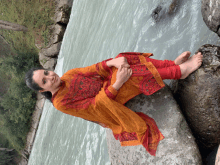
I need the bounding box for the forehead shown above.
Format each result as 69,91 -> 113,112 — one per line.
32,69 -> 45,86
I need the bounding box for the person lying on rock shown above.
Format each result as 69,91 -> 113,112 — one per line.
25,51 -> 203,156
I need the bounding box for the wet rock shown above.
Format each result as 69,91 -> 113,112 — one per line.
170,44 -> 220,150
151,5 -> 163,22
106,85 -> 202,164
201,0 -> 220,36
168,0 -> 181,14
151,0 -> 183,22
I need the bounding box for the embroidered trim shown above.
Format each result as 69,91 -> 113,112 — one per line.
138,55 -> 165,87
114,132 -> 139,142
105,87 -> 116,99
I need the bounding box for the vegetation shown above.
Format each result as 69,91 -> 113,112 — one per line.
0,0 -> 55,164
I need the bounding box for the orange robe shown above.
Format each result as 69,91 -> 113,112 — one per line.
52,52 -> 166,156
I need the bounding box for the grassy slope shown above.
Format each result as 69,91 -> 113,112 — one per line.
0,0 -> 56,160
0,0 -> 55,51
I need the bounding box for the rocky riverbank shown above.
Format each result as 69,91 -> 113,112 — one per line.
18,0 -> 73,164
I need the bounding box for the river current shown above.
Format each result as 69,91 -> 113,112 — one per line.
28,0 -> 220,164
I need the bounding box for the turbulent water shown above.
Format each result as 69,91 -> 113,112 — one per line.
28,0 -> 220,164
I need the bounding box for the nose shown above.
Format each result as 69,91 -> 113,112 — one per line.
47,74 -> 55,83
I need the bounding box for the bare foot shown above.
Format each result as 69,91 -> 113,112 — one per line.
179,52 -> 203,79
174,51 -> 191,65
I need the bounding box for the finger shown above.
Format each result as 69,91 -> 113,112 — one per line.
130,68 -> 132,74
118,65 -> 123,71
125,64 -> 130,68
122,64 -> 129,68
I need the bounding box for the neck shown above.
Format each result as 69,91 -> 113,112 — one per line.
51,81 -> 63,96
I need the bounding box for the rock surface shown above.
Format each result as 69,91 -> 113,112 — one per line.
54,4 -> 71,24
170,44 -> 220,150
201,0 -> 220,36
151,0 -> 183,22
106,85 -> 202,165
38,0 -> 72,70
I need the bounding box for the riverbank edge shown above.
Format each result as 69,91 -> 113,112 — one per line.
18,0 -> 74,164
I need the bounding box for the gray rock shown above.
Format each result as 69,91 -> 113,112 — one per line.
170,44 -> 220,149
201,0 -> 220,36
55,0 -> 74,8
151,0 -> 183,22
38,42 -> 61,70
54,4 -> 71,25
49,24 -> 66,44
106,85 -> 202,165
40,42 -> 62,57
39,52 -> 57,70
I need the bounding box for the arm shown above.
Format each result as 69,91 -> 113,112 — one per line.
106,57 -> 130,69
66,58 -> 113,79
101,65 -> 133,100
112,65 -> 132,91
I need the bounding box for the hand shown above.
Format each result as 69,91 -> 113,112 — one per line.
116,65 -> 132,84
106,57 -> 130,68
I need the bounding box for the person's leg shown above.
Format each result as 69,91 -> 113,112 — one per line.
145,58 -> 176,68
157,52 -> 203,80
157,65 -> 182,80
145,51 -> 191,69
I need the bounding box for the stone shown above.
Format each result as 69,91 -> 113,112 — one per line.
151,0 -> 183,22
55,0 -> 74,8
25,127 -> 36,153
39,51 -> 57,70
170,44 -> 220,150
201,0 -> 220,36
49,24 -> 66,44
39,54 -> 57,70
40,42 -> 62,58
54,4 -> 71,25
18,158 -> 28,165
106,85 -> 202,164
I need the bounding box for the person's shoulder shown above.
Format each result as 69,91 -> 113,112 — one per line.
63,68 -> 79,77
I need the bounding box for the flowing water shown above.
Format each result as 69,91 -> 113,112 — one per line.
28,0 -> 220,164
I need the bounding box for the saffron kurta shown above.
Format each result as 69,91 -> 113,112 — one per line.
51,52 -> 179,156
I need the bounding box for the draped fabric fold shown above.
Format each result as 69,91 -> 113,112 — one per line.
52,52 -> 165,156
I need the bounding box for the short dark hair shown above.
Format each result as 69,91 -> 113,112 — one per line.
25,67 -> 52,101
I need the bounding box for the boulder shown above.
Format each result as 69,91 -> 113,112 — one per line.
49,24 -> 66,45
40,42 -> 62,58
54,4 -> 71,25
170,44 -> 220,149
151,0 -> 183,22
201,0 -> 220,36
55,0 -> 74,8
106,85 -> 202,164
39,51 -> 57,70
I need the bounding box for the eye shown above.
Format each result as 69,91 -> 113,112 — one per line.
44,70 -> 49,75
43,79 -> 46,84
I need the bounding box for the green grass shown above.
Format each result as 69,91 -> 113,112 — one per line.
0,0 -> 55,51
0,0 -> 56,158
